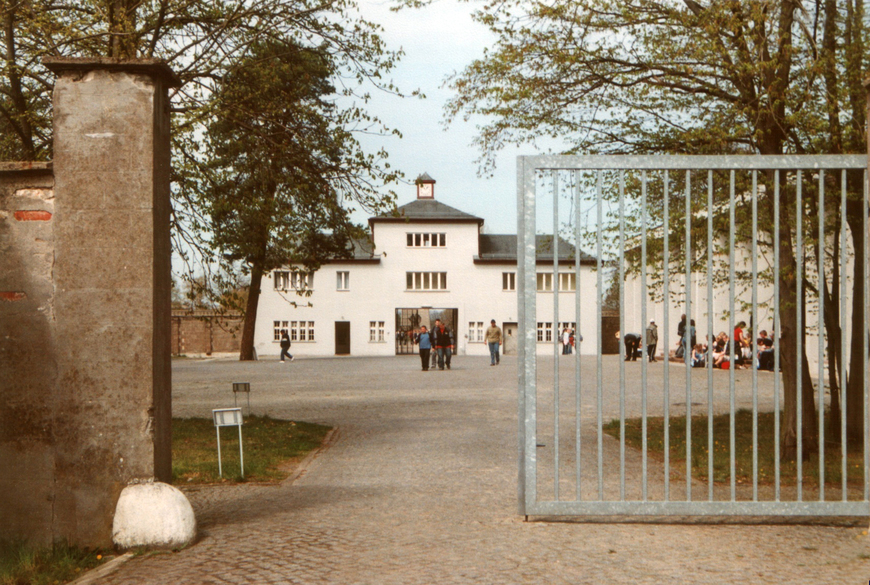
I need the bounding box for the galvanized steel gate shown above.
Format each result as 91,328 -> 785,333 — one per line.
517,155 -> 870,519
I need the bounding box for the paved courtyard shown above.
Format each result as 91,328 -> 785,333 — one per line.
100,355 -> 870,584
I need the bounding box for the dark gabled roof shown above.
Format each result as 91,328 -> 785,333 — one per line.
370,198 -> 483,225
476,235 -> 596,264
327,235 -> 379,262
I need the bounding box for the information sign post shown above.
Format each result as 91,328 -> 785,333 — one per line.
212,408 -> 244,478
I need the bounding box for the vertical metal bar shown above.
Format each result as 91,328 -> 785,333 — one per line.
729,170 -> 736,501
818,170 -> 825,502
797,170 -> 804,502
574,171 -> 582,501
663,170 -> 671,501
618,170 -> 626,500
840,169 -> 847,501
707,170 -> 714,501
517,156 -> 527,514
774,171 -> 781,501
553,171 -> 560,502
685,170 -> 693,501
216,426 -> 223,477
238,424 -> 244,479
596,170 -> 604,500
864,169 -> 869,503
641,170 -> 649,501
752,170 -> 759,502
522,159 -> 539,512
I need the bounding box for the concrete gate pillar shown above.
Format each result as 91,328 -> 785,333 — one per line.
43,58 -> 180,546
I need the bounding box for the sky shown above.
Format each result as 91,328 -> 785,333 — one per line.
350,0 -> 536,235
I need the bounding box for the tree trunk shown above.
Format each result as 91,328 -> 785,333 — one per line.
776,184 -> 819,462
845,203 -> 866,445
239,261 -> 264,361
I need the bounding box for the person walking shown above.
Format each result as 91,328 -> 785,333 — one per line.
416,325 -> 433,371
646,319 -> 658,362
485,319 -> 503,366
279,330 -> 293,362
433,320 -> 454,370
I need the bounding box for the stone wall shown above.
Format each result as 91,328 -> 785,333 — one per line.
0,59 -> 180,548
171,311 -> 243,356
0,163 -> 57,545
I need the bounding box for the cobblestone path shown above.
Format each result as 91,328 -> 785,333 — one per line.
101,356 -> 870,584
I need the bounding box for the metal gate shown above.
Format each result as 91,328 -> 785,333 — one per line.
517,155 -> 870,519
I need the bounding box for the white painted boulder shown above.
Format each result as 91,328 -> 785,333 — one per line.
112,481 -> 196,550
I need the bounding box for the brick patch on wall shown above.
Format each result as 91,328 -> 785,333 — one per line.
0,292 -> 27,302
14,210 -> 52,221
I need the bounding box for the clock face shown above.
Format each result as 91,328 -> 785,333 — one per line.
418,182 -> 433,198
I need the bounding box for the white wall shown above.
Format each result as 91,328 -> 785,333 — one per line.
255,219 -> 600,357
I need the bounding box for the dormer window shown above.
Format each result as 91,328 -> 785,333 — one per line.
407,232 -> 446,247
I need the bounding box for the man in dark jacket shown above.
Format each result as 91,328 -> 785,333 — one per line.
432,320 -> 454,370
279,330 -> 293,362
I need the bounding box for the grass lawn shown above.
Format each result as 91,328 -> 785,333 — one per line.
172,415 -> 332,484
0,541 -> 107,585
604,409 -> 866,487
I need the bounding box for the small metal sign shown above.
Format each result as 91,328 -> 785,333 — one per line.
232,382 -> 251,414
212,408 -> 244,478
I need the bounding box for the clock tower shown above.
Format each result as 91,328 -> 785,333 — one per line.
416,172 -> 435,199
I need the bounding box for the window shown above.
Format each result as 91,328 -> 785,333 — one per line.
469,321 -> 485,343
406,232 -> 446,247
273,320 -> 289,341
559,273 -> 576,291
536,273 -> 553,292
289,321 -> 315,342
537,322 -> 553,342
337,271 -> 349,291
274,270 -> 314,291
369,321 -> 385,342
503,272 -> 516,291
406,271 -> 448,291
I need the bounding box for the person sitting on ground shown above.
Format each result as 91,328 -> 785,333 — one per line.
691,344 -> 706,368
712,332 -> 730,369
757,329 -> 775,371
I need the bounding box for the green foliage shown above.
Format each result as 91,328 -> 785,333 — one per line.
201,40 -> 391,276
1,0 -> 407,307
448,0 -> 867,170
172,415 -> 331,483
0,540 -> 105,585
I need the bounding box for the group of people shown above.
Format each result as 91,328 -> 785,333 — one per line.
414,319 -> 456,371
692,322 -> 776,371
620,314 -> 777,371
671,314 -> 778,370
559,327 -> 582,355
618,320 -> 659,362
414,319 -> 504,370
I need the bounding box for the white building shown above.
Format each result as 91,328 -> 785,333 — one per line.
254,174 -> 599,358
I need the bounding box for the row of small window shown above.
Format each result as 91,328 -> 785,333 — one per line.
407,232 -> 446,247
275,270 -> 350,291
407,271 -> 447,291
273,321 -> 316,342
275,269 -> 576,293
501,272 -> 576,292
273,320 -> 387,343
537,322 -> 577,342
